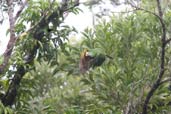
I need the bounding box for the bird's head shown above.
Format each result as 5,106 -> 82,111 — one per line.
80,49 -> 94,60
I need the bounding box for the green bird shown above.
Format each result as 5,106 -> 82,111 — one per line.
79,48 -> 110,73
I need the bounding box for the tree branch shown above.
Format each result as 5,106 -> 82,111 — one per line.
142,0 -> 166,114
0,0 -> 16,74
0,0 -> 27,74
0,0 -> 80,106
1,65 -> 25,106
0,0 -> 79,74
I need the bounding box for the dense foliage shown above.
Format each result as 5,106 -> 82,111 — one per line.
0,0 -> 171,114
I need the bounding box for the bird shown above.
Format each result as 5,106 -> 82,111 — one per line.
79,48 -> 106,73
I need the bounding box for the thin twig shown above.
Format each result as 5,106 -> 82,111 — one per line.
165,38 -> 171,44
159,78 -> 171,85
14,0 -> 28,23
128,1 -> 161,20
111,9 -> 137,14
